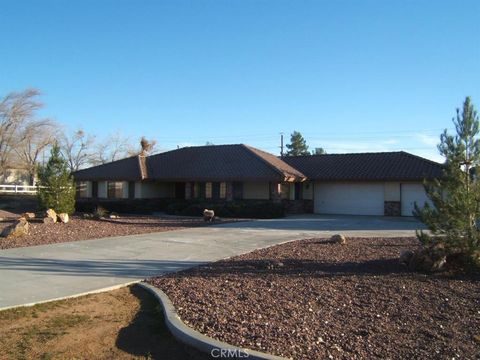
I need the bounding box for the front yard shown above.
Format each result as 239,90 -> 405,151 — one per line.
0,285 -> 208,360
0,212 -> 226,250
149,237 -> 480,360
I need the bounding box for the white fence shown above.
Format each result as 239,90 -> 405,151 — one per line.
0,184 -> 37,195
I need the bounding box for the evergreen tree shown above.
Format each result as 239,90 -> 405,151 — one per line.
414,97 -> 480,258
285,131 -> 310,156
37,143 -> 76,214
312,147 -> 327,155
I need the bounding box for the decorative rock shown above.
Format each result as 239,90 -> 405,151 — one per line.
43,216 -> 55,224
45,208 -> 57,223
407,244 -> 447,272
109,213 -> 119,219
399,250 -> 414,265
57,213 -> 69,223
22,212 -> 36,219
83,213 -> 93,219
203,209 -> 215,222
1,218 -> 29,238
331,234 -> 347,245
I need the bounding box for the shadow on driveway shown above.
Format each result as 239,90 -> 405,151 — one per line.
0,257 -> 204,278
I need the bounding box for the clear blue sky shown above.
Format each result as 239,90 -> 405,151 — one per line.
1,0 -> 479,162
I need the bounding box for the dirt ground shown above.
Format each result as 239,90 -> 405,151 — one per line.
150,237 -> 480,360
0,285 -> 210,360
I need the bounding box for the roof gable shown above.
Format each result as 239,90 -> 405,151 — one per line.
146,144 -> 306,182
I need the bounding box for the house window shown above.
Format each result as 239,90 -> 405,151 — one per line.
108,181 -> 124,199
76,181 -> 88,198
205,182 -> 212,199
219,182 -> 226,199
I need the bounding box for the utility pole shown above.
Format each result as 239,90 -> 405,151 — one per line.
280,132 -> 284,157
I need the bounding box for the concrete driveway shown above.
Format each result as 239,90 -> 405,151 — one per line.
0,215 -> 424,310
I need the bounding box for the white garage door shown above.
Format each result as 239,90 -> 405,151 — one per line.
401,183 -> 431,216
314,182 -> 385,215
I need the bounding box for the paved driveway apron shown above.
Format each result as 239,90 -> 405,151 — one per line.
0,215 -> 423,309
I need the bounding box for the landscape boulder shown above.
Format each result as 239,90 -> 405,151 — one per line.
57,213 -> 69,224
399,250 -> 414,265
44,208 -> 57,223
203,209 -> 215,222
401,243 -> 447,272
22,212 -> 36,219
1,218 -> 29,238
331,234 -> 347,245
109,213 -> 120,219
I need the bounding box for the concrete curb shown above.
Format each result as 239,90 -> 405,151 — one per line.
0,280 -> 141,312
138,282 -> 288,360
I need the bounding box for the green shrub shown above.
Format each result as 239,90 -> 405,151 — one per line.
37,144 -> 76,214
166,200 -> 285,219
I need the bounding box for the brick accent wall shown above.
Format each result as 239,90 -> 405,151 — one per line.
384,201 -> 401,216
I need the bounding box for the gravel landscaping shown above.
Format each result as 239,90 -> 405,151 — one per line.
149,237 -> 480,360
0,214 -> 227,250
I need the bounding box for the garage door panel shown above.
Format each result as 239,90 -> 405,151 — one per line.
314,182 -> 384,216
401,183 -> 432,216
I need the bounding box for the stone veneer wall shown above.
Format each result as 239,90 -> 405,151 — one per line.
384,201 -> 401,216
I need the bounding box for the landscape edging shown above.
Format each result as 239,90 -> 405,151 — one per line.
138,282 -> 288,360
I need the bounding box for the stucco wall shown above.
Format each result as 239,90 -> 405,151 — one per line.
136,182 -> 175,199
243,182 -> 270,200
384,182 -> 401,201
85,181 -> 93,198
122,181 -> 129,199
302,182 -> 314,200
98,181 -> 107,198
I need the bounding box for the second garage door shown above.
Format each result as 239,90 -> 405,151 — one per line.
401,183 -> 431,216
314,182 -> 385,215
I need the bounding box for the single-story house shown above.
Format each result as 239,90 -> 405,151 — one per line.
73,144 -> 443,217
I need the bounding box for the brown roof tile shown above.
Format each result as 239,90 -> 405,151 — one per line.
282,151 -> 444,181
146,144 -> 306,182
73,156 -> 143,181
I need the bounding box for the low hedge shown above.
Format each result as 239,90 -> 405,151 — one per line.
75,198 -> 174,214
166,200 -> 285,219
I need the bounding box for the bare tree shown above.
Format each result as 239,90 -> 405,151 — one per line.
60,129 -> 95,172
0,89 -> 42,179
16,118 -> 58,185
90,131 -> 131,165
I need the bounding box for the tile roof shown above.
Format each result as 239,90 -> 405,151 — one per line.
73,155 -> 145,181
146,144 -> 306,182
282,151 -> 444,181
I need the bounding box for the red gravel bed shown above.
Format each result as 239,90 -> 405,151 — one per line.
0,215 -> 224,250
149,237 -> 480,360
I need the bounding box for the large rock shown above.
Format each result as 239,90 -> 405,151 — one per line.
57,213 -> 69,224
399,250 -> 414,265
45,208 -> 57,223
331,234 -> 347,245
203,209 -> 215,222
406,244 -> 447,272
1,218 -> 29,238
22,212 -> 36,219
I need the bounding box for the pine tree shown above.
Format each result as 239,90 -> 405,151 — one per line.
312,147 -> 327,155
414,97 -> 480,258
37,143 -> 76,214
285,131 -> 310,156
